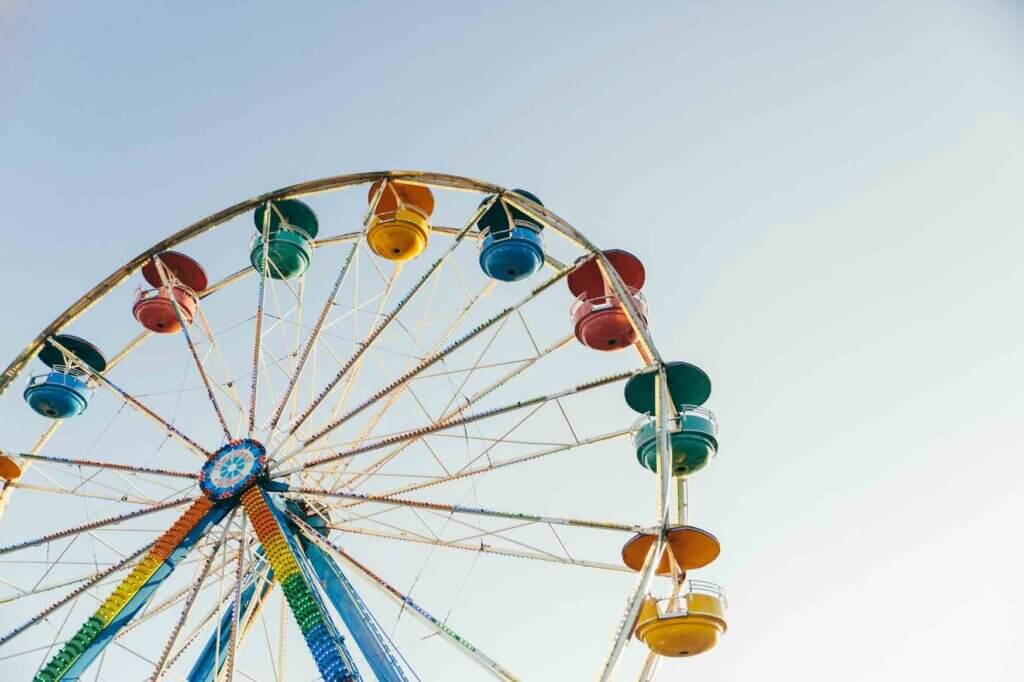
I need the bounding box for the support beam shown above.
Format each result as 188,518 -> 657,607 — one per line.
240,488 -> 360,681
34,497 -> 230,681
318,279 -> 499,492
289,514 -> 517,681
304,541 -> 408,682
151,509 -> 236,680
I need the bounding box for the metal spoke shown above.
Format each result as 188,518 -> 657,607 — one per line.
0,496 -> 192,556
276,370 -> 636,477
33,584 -> 80,679
111,556 -> 220,638
11,452 -> 196,480
269,194 -> 499,459
597,535 -> 663,682
161,562 -> 242,674
313,278 -> 497,490
266,243 -> 356,436
515,311 -> 581,445
248,201 -> 273,437
224,514 -> 249,681
46,336 -> 211,459
265,180 -> 387,437
314,254 -> 402,439
0,421 -> 60,519
345,430 -> 631,510
637,651 -> 661,681
286,486 -> 645,535
321,522 -> 631,574
8,481 -> 177,506
154,257 -> 233,442
0,566 -> 134,606
31,453 -> 170,507
337,333 -> 574,495
281,255 -> 581,464
192,304 -> 246,421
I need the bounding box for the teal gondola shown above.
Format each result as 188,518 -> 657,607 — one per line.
251,199 -> 319,280
624,361 -> 718,475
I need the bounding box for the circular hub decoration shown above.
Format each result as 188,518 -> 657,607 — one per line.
199,439 -> 267,500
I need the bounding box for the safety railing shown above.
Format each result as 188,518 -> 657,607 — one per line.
26,364 -> 91,389
478,220 -> 545,251
249,221 -> 315,249
480,218 -> 543,239
133,283 -> 200,308
370,202 -> 431,225
570,286 -> 647,326
650,580 -> 728,618
630,406 -> 719,446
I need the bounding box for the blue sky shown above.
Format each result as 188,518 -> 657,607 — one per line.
1,1 -> 1023,680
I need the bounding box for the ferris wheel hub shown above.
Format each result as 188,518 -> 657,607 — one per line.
198,438 -> 268,500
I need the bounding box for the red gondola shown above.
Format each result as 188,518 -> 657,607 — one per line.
132,252 -> 208,333
567,249 -> 647,351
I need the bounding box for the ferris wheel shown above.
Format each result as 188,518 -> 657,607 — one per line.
0,171 -> 726,681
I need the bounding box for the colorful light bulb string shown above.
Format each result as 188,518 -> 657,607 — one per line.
241,487 -> 357,681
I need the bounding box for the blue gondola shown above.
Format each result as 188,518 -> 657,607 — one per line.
476,189 -> 546,282
23,335 -> 107,419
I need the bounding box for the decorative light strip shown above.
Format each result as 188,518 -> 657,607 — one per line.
34,497 -> 215,682
240,487 -> 356,681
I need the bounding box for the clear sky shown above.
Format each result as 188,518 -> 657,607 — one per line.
1,1 -> 1023,681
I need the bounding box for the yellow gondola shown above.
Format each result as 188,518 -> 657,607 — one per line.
366,180 -> 435,261
634,581 -> 728,657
